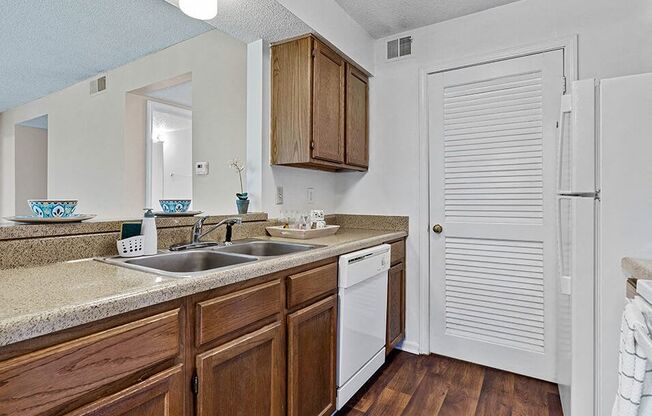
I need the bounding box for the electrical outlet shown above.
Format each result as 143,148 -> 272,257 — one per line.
306,187 -> 314,204
276,186 -> 284,205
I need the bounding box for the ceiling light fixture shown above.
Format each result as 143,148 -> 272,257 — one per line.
179,0 -> 217,20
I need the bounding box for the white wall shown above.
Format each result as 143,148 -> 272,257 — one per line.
246,40 -> 264,212
334,0 -> 652,408
124,93 -> 148,216
0,30 -> 246,219
276,0 -> 375,74
335,65 -> 422,353
14,125 -> 48,216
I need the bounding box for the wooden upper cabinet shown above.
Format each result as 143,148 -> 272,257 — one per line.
312,40 -> 345,163
345,64 -> 369,168
271,34 -> 369,171
271,36 -> 313,166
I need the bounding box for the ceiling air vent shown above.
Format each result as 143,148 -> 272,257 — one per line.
386,36 -> 412,61
90,76 -> 107,95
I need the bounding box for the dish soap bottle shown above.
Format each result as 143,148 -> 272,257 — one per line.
141,208 -> 157,255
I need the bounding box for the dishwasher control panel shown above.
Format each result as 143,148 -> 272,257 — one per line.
338,244 -> 391,289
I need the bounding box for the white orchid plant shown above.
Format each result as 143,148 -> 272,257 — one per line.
229,158 -> 248,200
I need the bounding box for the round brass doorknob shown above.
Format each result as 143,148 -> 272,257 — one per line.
433,224 -> 443,234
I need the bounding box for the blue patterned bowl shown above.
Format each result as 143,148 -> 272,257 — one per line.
28,199 -> 78,218
159,199 -> 191,213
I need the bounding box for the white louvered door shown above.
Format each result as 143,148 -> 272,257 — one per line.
428,50 -> 564,381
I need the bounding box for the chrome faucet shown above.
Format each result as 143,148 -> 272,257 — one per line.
170,217 -> 242,251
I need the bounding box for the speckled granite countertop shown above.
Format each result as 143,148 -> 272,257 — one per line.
623,257 -> 652,298
0,228 -> 406,347
623,257 -> 652,280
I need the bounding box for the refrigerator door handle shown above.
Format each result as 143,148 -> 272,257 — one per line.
556,196 -> 572,295
558,191 -> 600,199
557,94 -> 573,194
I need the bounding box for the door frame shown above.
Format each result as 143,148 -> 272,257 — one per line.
416,35 -> 578,355
145,100 -> 193,209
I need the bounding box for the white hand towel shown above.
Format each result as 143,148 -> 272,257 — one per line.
612,300 -> 652,416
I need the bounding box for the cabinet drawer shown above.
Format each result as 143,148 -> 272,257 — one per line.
0,309 -> 181,416
390,240 -> 405,265
196,280 -> 281,346
287,262 -> 337,309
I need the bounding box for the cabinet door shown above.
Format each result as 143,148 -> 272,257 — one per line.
287,295 -> 337,416
196,322 -> 284,416
312,40 -> 345,164
0,309 -> 181,416
65,365 -> 183,416
345,64 -> 369,167
387,262 -> 406,353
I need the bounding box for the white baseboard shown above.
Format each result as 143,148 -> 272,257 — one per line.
397,340 -> 421,355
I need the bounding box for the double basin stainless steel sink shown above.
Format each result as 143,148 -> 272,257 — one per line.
101,240 -> 322,278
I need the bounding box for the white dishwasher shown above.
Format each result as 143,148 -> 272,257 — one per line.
337,244 -> 390,410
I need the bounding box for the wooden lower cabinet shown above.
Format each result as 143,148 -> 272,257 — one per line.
0,252 -> 406,416
387,262 -> 406,353
0,309 -> 181,416
65,365 -> 184,416
195,321 -> 285,416
287,295 -> 338,416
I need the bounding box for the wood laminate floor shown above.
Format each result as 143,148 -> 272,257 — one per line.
337,351 -> 563,416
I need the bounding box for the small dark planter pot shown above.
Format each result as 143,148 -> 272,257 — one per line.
236,198 -> 249,214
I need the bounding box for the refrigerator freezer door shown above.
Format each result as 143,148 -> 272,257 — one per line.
558,79 -> 597,195
571,79 -> 597,193
557,94 -> 573,194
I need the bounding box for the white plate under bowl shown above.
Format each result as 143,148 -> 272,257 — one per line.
4,214 -> 97,224
153,210 -> 203,217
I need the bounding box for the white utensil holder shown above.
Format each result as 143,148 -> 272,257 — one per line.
117,235 -> 145,257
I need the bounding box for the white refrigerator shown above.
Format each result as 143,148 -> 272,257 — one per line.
558,73 -> 652,416
555,78 -> 599,416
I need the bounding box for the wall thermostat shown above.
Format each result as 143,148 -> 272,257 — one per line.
195,161 -> 209,176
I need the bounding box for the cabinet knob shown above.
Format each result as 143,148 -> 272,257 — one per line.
432,224 -> 443,234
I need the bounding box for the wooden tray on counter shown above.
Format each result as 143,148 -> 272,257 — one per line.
266,225 -> 340,239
